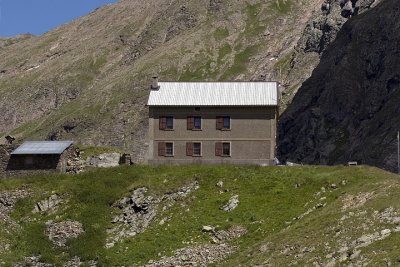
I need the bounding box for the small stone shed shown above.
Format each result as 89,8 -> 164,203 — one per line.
0,141 -> 77,178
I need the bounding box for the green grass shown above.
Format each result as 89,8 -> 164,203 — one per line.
243,3 -> 266,37
221,45 -> 260,80
274,51 -> 292,75
0,165 -> 399,266
218,43 -> 232,63
271,0 -> 293,14
77,145 -> 123,159
214,27 -> 230,41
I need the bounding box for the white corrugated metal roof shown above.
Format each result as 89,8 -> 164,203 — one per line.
147,82 -> 278,106
11,141 -> 73,155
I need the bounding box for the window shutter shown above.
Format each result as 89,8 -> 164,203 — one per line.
159,117 -> 167,130
215,142 -> 223,156
216,116 -> 224,130
158,142 -> 166,156
186,142 -> 194,156
187,116 -> 194,130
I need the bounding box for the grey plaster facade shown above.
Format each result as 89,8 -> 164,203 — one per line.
147,106 -> 278,165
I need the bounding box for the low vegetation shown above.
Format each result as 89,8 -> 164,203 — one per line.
0,165 -> 399,266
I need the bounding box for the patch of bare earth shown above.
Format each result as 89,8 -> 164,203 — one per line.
342,192 -> 375,211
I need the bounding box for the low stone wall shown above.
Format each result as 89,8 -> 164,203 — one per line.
0,145 -> 83,179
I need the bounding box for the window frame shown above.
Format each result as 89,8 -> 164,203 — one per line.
222,142 -> 231,157
193,116 -> 202,130
165,142 -> 174,157
216,116 -> 231,130
222,116 -> 231,130
165,116 -> 174,130
193,142 -> 202,157
159,116 -> 174,131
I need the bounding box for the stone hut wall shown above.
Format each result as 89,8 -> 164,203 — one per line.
0,145 -> 81,179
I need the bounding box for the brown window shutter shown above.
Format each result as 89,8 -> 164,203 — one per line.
187,116 -> 194,130
159,117 -> 167,130
215,142 -> 223,156
158,142 -> 166,156
186,142 -> 194,156
216,116 -> 223,130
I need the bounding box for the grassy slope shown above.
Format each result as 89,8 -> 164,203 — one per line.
0,165 -> 399,266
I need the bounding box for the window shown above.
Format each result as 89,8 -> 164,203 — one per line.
216,116 -> 231,130
194,117 -> 201,129
158,142 -> 174,156
187,116 -> 202,130
215,142 -> 231,156
193,143 -> 201,156
195,107 -> 201,111
166,117 -> 173,129
186,142 -> 202,156
166,143 -> 173,156
159,116 -> 174,130
223,117 -> 230,129
222,142 -> 231,156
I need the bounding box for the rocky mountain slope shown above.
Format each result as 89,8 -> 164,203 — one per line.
279,0 -> 382,110
0,0 -> 322,160
0,165 -> 399,266
278,0 -> 400,172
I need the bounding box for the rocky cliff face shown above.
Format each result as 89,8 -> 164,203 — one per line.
278,0 -> 400,172
280,0 -> 382,109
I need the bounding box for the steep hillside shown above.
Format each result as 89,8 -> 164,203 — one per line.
0,0 -> 321,160
278,0 -> 382,110
278,0 -> 400,172
0,165 -> 399,266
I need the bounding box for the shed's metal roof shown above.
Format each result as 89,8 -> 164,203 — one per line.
11,141 -> 73,155
147,82 -> 278,106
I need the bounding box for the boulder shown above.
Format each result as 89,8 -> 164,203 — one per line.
88,153 -> 120,168
222,195 -> 239,212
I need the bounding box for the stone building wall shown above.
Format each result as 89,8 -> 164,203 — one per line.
0,145 -> 83,179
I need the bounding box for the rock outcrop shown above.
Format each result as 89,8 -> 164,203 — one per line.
278,0 -> 400,172
106,181 -> 199,248
281,0 -> 381,109
32,194 -> 63,214
87,153 -> 121,168
45,220 -> 84,247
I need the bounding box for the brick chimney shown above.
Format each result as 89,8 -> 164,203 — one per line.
150,76 -> 160,90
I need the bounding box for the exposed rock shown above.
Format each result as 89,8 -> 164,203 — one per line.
107,181 -> 199,248
279,0 -> 400,172
45,220 -> 84,247
216,181 -> 224,188
0,189 -> 31,226
222,195 -> 239,212
87,153 -> 120,168
64,256 -> 82,267
14,256 -> 52,267
208,0 -> 223,13
144,243 -> 234,267
282,0 -> 379,109
202,225 -> 215,232
66,149 -> 85,174
342,192 -> 374,211
165,5 -> 198,42
212,226 -> 247,242
32,194 -> 63,214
